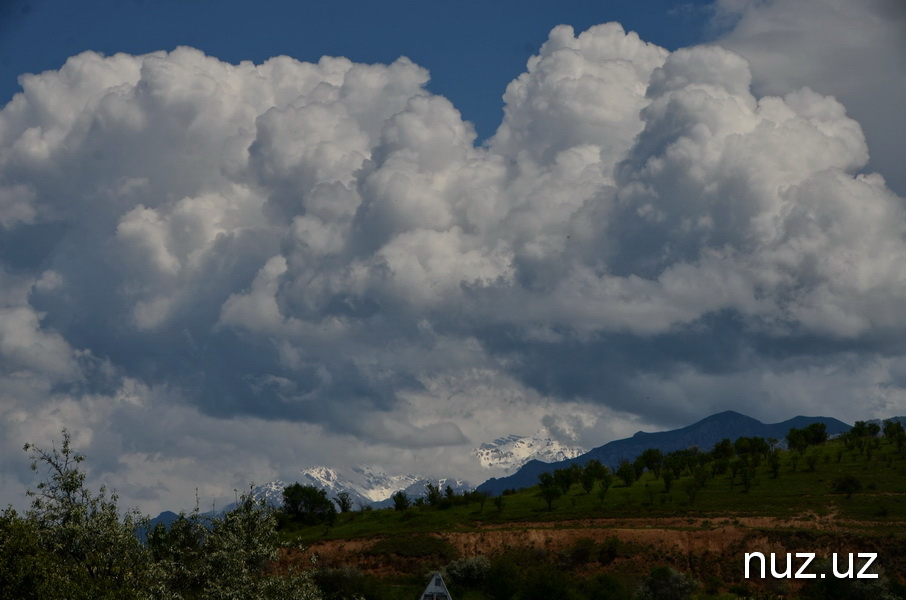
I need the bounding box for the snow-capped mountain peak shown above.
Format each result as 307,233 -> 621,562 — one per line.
473,428 -> 585,475
297,464 -> 469,508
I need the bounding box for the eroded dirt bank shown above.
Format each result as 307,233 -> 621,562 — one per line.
294,513 -> 905,584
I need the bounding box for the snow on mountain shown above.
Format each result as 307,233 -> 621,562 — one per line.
218,480 -> 287,512
299,465 -> 470,508
472,428 -> 586,475
214,430 -> 583,513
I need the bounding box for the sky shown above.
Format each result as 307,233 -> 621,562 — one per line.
1,0 -> 905,515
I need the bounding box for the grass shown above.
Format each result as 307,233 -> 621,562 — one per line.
279,437 -> 906,599
281,437 -> 906,547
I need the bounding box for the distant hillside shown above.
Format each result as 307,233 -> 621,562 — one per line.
477,411 -> 851,495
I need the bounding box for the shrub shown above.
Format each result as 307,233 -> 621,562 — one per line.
443,555 -> 491,587
833,475 -> 863,498
636,566 -> 697,600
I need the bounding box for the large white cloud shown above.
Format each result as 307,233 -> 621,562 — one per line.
1,18 -> 904,513
713,0 -> 906,196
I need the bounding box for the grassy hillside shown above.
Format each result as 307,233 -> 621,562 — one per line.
278,433 -> 906,600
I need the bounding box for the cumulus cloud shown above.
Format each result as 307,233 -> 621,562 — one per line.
1,17 -> 904,512
712,0 -> 906,196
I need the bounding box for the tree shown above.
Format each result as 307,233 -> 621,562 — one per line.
334,491 -> 353,514
149,492 -> 323,599
662,468 -> 674,493
10,430 -> 324,600
580,466 -> 597,495
769,449 -> 782,478
392,490 -> 410,511
639,448 -> 664,479
21,430 -> 149,599
0,507 -> 55,599
537,472 -> 562,511
883,419 -> 905,441
803,423 -> 828,446
616,459 -> 636,487
425,483 -> 442,507
663,451 -> 685,480
282,483 -> 337,525
554,463 -> 575,494
786,428 -> 809,455
598,468 -> 614,506
711,438 -> 735,461
883,420 -> 906,453
472,490 -> 491,513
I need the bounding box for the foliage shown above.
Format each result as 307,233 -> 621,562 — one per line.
334,491 -> 353,514
442,555 -> 491,587
0,507 -> 55,599
391,490 -> 410,511
537,472 -> 562,511
616,459 -> 636,487
635,565 -> 697,600
283,482 -> 337,525
799,558 -> 901,600
19,430 -> 149,599
2,430 -> 324,600
311,566 -> 368,600
833,474 -> 863,498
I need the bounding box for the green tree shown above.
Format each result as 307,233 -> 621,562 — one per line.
711,438 -> 735,461
149,493 -> 323,599
391,490 -> 410,511
769,448 -> 782,478
803,423 -> 829,446
8,430 -> 323,600
883,420 -> 906,454
333,491 -> 353,514
616,459 -> 636,487
424,483 -> 442,507
553,467 -> 576,494
786,428 -> 809,455
580,465 -> 597,494
282,483 -> 337,525
537,472 -> 562,511
21,430 -> 149,600
0,507 -> 55,599
598,469 -> 614,506
639,448 -> 664,479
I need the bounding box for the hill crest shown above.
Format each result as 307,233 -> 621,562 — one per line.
476,411 -> 851,495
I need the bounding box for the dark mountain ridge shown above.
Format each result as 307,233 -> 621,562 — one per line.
476,410 -> 851,495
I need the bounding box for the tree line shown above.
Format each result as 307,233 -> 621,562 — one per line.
531,419 -> 906,510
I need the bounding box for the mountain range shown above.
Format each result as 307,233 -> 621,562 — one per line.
475,410 -> 852,495
149,411 -> 889,526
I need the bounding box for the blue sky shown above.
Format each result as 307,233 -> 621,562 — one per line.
0,0 -> 904,514
0,0 -> 715,140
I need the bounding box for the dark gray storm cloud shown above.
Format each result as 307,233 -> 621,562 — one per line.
0,13 -> 903,513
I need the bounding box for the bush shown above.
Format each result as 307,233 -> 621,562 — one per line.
443,555 -> 491,587
312,566 -> 367,600
636,566 -> 697,600
833,475 -> 863,498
